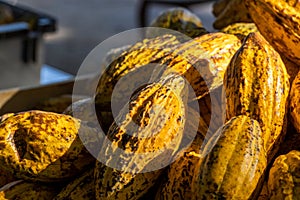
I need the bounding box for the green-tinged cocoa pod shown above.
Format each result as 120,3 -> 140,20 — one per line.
224,32 -> 290,161
151,32 -> 241,101
94,74 -> 193,200
148,7 -> 208,38
0,110 -> 100,182
290,71 -> 300,133
54,167 -> 95,200
268,150 -> 300,199
245,0 -> 300,66
194,115 -> 267,200
0,180 -> 60,200
221,22 -> 258,40
95,34 -> 181,106
212,0 -> 230,17
213,0 -> 253,30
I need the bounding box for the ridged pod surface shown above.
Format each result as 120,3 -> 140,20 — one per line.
94,74 -> 190,200
94,165 -> 162,200
0,180 -> 60,200
95,34 -> 181,106
221,22 -> 258,40
224,32 -> 290,160
54,167 -> 95,200
213,0 -> 253,29
155,148 -> 201,200
245,0 -> 300,65
194,115 -> 267,200
0,111 -> 98,182
149,7 -> 208,38
151,32 -> 242,101
268,150 -> 300,199
290,71 -> 300,133
155,107 -> 207,200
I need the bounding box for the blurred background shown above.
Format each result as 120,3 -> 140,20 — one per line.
0,0 -> 216,90
17,0 -> 216,75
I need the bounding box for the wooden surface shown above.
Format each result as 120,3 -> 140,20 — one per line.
0,74 -> 93,115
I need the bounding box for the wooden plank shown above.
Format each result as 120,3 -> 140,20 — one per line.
0,75 -> 94,115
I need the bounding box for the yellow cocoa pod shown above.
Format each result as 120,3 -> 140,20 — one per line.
290,71 -> 300,133
96,33 -> 240,123
155,150 -> 201,200
224,32 -> 290,161
101,73 -> 188,171
245,0 -> 300,65
213,0 -> 253,30
152,32 -> 241,101
194,115 -> 267,200
53,167 -> 95,200
0,113 -> 14,122
268,150 -> 300,199
221,22 -> 258,40
95,34 -> 181,106
94,74 -> 193,200
95,164 -> 162,200
155,108 -> 206,200
0,111 -> 99,182
0,180 -> 60,200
